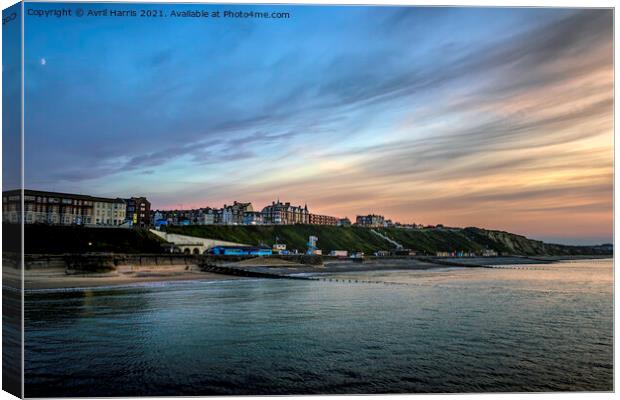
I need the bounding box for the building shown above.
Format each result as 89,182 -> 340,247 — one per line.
190,208 -> 220,225
125,197 -> 151,228
193,208 -> 213,225
208,246 -> 272,256
243,211 -> 263,225
200,208 -> 219,225
482,249 -> 498,257
2,191 -> 21,224
337,218 -> 352,227
308,213 -> 338,225
355,214 -> 385,228
2,189 -> 126,226
392,249 -> 417,256
152,211 -> 168,228
222,201 -> 253,225
272,243 -> 287,254
261,200 -> 309,225
93,198 -> 126,226
151,206 -> 224,226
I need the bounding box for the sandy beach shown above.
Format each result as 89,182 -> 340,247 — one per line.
6,255 -> 610,291
11,265 -> 244,291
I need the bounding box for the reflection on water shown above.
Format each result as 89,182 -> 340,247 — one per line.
25,260 -> 613,396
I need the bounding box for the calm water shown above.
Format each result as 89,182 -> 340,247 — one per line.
24,259 -> 613,396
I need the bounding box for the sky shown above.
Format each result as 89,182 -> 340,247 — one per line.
19,4 -> 613,245
2,3 -> 21,193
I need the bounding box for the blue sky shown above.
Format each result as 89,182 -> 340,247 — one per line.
20,4 -> 613,245
2,2 -> 21,191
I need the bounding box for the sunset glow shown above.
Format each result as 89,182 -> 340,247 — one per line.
23,5 -> 613,244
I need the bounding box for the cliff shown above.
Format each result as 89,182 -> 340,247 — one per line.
13,223 -> 611,256
167,225 -> 611,256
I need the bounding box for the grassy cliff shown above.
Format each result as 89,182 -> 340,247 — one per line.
168,224 -> 388,253
14,223 -> 610,256
167,225 -> 611,256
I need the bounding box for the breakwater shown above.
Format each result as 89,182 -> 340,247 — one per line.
199,263 -> 312,280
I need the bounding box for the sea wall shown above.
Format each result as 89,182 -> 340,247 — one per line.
24,254 -> 200,272
22,253 -> 324,271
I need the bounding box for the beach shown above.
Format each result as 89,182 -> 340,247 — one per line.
13,264 -> 242,291
8,254 -> 611,291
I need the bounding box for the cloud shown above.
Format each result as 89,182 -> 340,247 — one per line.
22,7 -> 613,244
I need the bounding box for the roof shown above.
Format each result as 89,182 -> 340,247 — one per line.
211,245 -> 271,250
3,189 -> 126,204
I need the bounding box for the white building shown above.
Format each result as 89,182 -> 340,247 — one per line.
93,199 -> 126,226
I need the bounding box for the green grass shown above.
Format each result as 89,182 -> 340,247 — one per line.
167,224 -> 389,253
14,223 -> 609,256
167,225 -> 610,256
169,224 -> 499,254
167,225 -> 519,254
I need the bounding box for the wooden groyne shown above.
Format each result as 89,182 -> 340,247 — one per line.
200,263 -> 313,280
416,257 -> 493,269
415,256 -> 554,270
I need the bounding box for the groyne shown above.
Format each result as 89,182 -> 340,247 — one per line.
199,263 -> 313,280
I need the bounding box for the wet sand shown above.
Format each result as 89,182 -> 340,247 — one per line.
225,257 -> 456,276
8,265 -> 244,291
7,255 -> 610,290
222,255 -> 611,276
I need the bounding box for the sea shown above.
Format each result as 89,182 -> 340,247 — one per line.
23,259 -> 613,396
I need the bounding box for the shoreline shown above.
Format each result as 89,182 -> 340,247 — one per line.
5,255 -> 611,291
7,265 -> 244,291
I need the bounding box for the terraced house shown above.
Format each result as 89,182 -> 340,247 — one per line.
222,201 -> 253,225
125,197 -> 151,228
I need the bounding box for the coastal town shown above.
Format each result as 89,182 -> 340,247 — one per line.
6,188 -> 614,259
3,188 -> 508,258
3,189 -> 433,230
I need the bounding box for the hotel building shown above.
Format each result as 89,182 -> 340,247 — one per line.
308,213 -> 338,225
261,200 -> 309,224
2,189 -> 126,226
